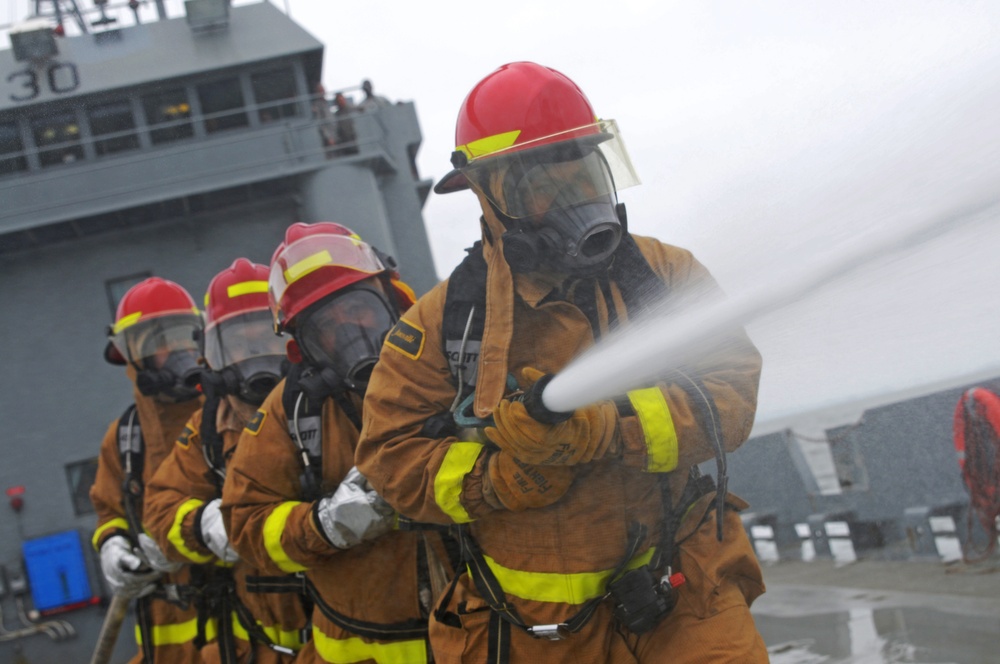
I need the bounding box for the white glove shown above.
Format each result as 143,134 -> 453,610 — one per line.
199,499 -> 240,564
100,535 -> 160,598
137,533 -> 184,574
315,467 -> 395,550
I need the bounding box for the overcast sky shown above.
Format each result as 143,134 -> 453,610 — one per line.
4,0 -> 1000,428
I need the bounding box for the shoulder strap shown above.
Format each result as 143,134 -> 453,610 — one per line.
442,242 -> 488,396
439,237 -> 665,386
199,388 -> 226,490
283,364 -> 325,501
608,233 -> 669,317
117,404 -> 145,539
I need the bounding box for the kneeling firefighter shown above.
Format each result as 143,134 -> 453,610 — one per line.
90,277 -> 207,663
356,62 -> 768,663
222,223 -> 452,664
143,259 -> 310,663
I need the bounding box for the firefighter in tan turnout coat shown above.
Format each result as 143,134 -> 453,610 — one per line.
356,62 -> 768,664
143,259 -> 309,662
223,223 -> 449,664
91,277 -> 206,663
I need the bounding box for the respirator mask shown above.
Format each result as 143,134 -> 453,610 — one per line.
202,310 -> 288,406
294,285 -> 397,393
464,120 -> 639,274
117,315 -> 204,402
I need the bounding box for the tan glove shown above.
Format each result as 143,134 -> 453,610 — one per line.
482,452 -> 575,512
485,368 -> 619,465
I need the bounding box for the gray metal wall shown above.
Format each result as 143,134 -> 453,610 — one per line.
0,198 -> 297,662
726,380 -> 990,556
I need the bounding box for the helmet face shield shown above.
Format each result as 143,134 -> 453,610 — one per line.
204,309 -> 287,404
463,120 -> 639,220
204,310 -> 285,370
269,233 -> 387,332
295,287 -> 396,390
112,313 -> 202,370
111,313 -> 203,401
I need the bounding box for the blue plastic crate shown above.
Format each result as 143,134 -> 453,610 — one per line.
22,530 -> 95,614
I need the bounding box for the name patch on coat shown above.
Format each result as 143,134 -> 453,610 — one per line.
385,319 -> 425,360
176,425 -> 195,448
245,410 -> 267,435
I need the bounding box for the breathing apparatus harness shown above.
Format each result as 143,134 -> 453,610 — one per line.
259,362 -> 433,644
431,234 -> 732,648
115,405 -> 207,660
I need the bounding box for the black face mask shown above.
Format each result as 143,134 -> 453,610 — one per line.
296,286 -> 397,394
200,356 -> 289,406
136,349 -> 202,402
500,198 -> 627,275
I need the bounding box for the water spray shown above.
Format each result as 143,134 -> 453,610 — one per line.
537,196 -> 1000,416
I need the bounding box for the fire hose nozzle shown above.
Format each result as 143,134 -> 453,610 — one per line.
520,373 -> 573,425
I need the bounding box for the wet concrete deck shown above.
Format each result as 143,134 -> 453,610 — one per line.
754,559 -> 1000,663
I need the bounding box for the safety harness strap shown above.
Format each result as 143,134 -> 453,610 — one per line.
136,595 -> 156,662
441,242 -> 488,399
117,404 -> 145,541
453,523 -> 645,638
198,380 -> 227,492
282,365 -> 325,502
303,575 -> 428,642
247,573 -> 426,642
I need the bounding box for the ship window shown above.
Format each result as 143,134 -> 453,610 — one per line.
197,77 -> 249,133
0,122 -> 28,176
88,100 -> 139,156
106,271 -> 151,317
251,68 -> 299,122
143,88 -> 194,144
31,112 -> 85,167
65,458 -> 99,516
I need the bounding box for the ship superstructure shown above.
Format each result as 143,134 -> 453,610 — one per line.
0,2 -> 436,660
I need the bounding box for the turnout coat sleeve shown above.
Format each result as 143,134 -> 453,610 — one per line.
356,284 -> 485,526
90,419 -> 130,550
144,409 -> 217,564
221,379 -> 351,575
357,234 -> 762,524
623,237 -> 762,472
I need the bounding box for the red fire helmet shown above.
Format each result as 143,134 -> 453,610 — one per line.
204,259 -> 270,327
106,277 -> 201,366
436,61 -> 613,195
268,222 -> 416,333
202,259 -> 287,371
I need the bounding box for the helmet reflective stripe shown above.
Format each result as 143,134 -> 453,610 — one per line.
284,249 -> 335,284
227,280 -> 269,299
112,311 -> 143,335
112,306 -> 199,335
458,129 -> 521,162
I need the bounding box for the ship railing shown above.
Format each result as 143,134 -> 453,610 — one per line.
0,89 -> 396,181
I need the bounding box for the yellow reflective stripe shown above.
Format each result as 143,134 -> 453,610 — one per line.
232,614 -> 305,650
628,387 -> 679,472
480,547 -> 656,605
284,249 -> 333,284
227,280 -> 269,298
112,311 -> 142,334
92,517 -> 130,550
232,612 -> 249,641
433,442 -> 484,524
263,501 -> 308,573
168,498 -> 213,563
135,617 -> 216,645
457,129 -> 521,161
312,626 -> 427,664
